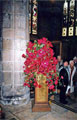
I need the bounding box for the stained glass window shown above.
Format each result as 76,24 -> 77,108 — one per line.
75,19 -> 77,36
29,0 -> 38,35
62,0 -> 77,37
62,0 -> 68,37
75,1 -> 77,36
68,0 -> 75,36
29,0 -> 31,34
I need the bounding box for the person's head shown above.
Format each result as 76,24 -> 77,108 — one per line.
69,60 -> 74,68
57,55 -> 61,62
64,61 -> 68,67
73,56 -> 77,63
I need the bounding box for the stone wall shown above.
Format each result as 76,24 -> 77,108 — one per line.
0,0 -> 30,105
0,0 -> 3,98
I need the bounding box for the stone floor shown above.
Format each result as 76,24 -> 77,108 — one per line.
52,94 -> 77,113
1,100 -> 77,120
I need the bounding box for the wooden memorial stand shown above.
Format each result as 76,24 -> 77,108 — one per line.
32,74 -> 51,112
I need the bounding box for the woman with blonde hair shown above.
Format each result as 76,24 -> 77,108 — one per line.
66,60 -> 76,96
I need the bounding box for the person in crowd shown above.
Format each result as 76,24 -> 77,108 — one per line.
66,60 -> 76,96
56,56 -> 63,93
73,57 -> 77,71
73,57 -> 77,99
59,61 -> 69,104
73,71 -> 77,100
56,55 -> 63,72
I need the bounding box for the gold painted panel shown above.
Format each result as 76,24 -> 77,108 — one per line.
35,74 -> 48,103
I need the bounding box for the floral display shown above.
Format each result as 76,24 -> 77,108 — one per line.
22,37 -> 59,92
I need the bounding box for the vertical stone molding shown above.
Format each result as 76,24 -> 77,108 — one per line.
1,0 -> 30,105
0,0 -> 3,99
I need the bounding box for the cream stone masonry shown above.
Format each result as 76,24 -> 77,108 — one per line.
1,0 -> 30,105
0,0 -> 3,88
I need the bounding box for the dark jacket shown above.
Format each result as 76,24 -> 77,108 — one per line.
59,67 -> 68,87
73,72 -> 77,86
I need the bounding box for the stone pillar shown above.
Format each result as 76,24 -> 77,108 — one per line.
0,0 -> 3,99
1,0 -> 30,105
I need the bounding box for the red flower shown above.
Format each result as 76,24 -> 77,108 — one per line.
28,41 -> 33,49
52,89 -> 56,92
38,37 -> 47,45
46,81 -> 49,84
38,85 -> 42,88
22,54 -> 26,58
30,80 -> 32,83
38,49 -> 45,57
49,85 -> 55,90
28,84 -> 30,87
41,60 -> 49,68
30,74 -> 34,78
34,82 -> 38,87
61,76 -> 64,79
24,83 -> 27,86
55,80 -> 58,85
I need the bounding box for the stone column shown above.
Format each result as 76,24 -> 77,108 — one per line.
0,0 -> 3,99
1,0 -> 30,105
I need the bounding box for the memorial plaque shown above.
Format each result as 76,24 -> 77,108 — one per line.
35,74 -> 48,103
32,73 -> 51,112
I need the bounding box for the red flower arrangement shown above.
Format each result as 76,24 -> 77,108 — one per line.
22,37 -> 59,92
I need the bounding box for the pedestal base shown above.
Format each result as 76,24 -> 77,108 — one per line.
32,100 -> 51,112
